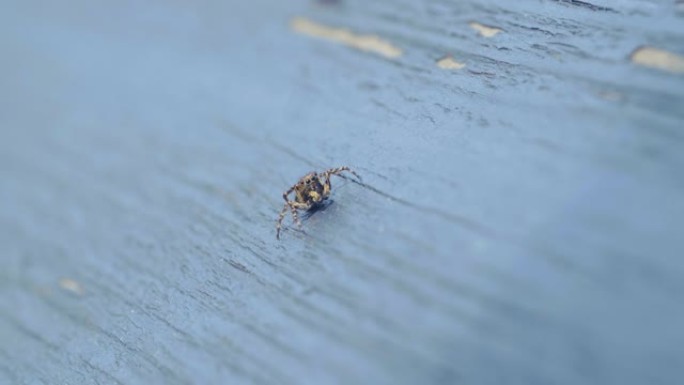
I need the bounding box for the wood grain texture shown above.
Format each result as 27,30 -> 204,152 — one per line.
1,0 -> 683,384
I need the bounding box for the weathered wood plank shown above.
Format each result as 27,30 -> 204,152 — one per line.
1,0 -> 683,384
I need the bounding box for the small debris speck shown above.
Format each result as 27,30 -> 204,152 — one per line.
630,46 -> 684,74
59,278 -> 84,296
437,56 -> 466,70
291,17 -> 403,59
469,22 -> 502,38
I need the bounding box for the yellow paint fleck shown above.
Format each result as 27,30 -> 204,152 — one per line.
469,22 -> 502,38
59,278 -> 84,296
290,17 -> 402,59
436,56 -> 466,70
630,46 -> 684,74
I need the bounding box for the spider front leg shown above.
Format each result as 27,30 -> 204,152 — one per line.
276,204 -> 289,240
276,200 -> 310,239
277,187 -> 298,240
323,166 -> 362,185
281,187 -> 303,226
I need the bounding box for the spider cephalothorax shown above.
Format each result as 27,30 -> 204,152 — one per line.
276,166 -> 361,239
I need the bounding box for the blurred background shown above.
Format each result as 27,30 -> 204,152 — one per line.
1,0 -> 683,384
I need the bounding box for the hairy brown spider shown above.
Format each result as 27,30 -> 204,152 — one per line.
276,166 -> 361,239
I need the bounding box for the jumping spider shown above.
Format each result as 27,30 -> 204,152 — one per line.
276,166 -> 361,239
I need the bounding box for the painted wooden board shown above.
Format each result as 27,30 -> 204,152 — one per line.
1,0 -> 683,384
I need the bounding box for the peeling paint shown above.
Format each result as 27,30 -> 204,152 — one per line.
630,46 -> 684,74
59,278 -> 84,295
437,56 -> 466,70
290,17 -> 402,59
469,22 -> 502,38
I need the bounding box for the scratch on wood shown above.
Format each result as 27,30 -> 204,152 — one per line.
339,176 -> 495,239
469,22 -> 502,38
371,99 -> 409,118
436,56 -> 466,70
630,46 -> 684,74
290,17 -> 402,59
227,259 -> 251,274
552,0 -> 616,12
468,70 -> 496,78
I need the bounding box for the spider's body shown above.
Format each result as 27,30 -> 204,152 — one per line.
294,172 -> 328,207
276,166 -> 361,239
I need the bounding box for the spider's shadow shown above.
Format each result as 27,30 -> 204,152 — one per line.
301,199 -> 334,220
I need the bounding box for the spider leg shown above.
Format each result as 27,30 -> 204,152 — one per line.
324,166 -> 362,182
289,202 -> 301,230
276,200 -> 310,239
282,185 -> 296,203
277,186 -> 297,240
289,201 -> 310,229
277,185 -> 301,238
322,174 -> 332,197
276,204 -> 289,240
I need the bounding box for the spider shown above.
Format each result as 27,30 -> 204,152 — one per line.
276,166 -> 361,239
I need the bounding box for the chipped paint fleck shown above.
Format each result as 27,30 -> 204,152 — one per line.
437,56 -> 466,70
469,22 -> 502,38
630,46 -> 684,74
290,17 -> 402,59
59,278 -> 84,295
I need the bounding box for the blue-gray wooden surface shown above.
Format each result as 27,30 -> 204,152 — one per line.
1,0 -> 683,384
